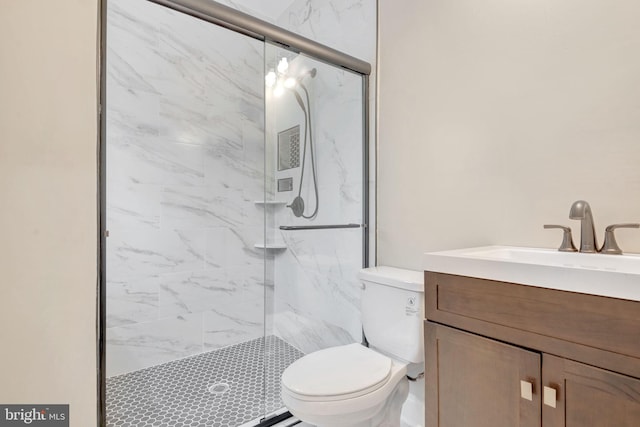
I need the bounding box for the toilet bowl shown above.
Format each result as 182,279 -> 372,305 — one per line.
280,266 -> 425,427
281,343 -> 409,427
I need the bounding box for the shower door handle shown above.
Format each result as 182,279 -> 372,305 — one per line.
279,224 -> 363,231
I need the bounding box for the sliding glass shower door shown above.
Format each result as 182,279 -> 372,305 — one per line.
260,43 -> 368,420
264,43 -> 366,352
105,0 -> 270,425
103,0 -> 368,426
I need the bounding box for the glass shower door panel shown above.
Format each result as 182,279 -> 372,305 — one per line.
105,0 -> 267,425
262,43 -> 366,418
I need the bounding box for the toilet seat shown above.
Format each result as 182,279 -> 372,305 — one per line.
282,343 -> 392,402
281,344 -> 409,426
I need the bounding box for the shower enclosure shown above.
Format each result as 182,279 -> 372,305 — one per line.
100,0 -> 370,426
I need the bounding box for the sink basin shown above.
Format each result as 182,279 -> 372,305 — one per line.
423,246 -> 640,302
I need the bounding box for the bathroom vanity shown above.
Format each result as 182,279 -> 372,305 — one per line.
423,246 -> 640,427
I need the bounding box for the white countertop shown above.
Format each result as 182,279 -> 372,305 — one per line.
423,245 -> 640,302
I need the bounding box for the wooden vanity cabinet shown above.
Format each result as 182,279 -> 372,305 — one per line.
425,272 -> 640,427
427,324 -> 541,427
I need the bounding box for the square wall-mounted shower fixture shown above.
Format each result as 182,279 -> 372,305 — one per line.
278,177 -> 293,192
277,125 -> 300,171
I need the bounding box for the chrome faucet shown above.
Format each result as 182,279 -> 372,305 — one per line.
569,200 -> 598,253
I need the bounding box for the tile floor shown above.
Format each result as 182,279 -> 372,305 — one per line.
106,335 -> 304,427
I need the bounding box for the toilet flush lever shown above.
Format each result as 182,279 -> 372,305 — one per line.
544,225 -> 577,252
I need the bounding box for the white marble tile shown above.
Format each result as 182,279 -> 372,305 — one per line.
201,265 -> 267,349
226,264 -> 267,295
204,144 -> 263,210
242,116 -> 267,201
108,0 -> 264,103
153,263 -> 266,349
160,185 -> 232,229
107,0 -> 265,159
106,80 -> 163,140
158,268 -> 229,317
262,250 -> 277,338
309,67 -> 364,224
205,226 -> 264,269
107,181 -> 162,232
273,309 -> 357,355
203,301 -> 264,350
106,133 -> 206,187
273,228 -> 363,353
107,228 -> 206,282
157,265 -> 263,314
106,276 -> 159,328
277,0 -> 376,63
106,313 -> 203,377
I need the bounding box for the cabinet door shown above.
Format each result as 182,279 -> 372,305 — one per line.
543,354 -> 640,427
426,322 -> 541,427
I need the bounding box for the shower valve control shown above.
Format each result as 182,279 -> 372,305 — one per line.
278,178 -> 293,192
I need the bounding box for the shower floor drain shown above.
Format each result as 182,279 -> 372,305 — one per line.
208,383 -> 230,394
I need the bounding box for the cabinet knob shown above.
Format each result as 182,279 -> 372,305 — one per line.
544,386 -> 557,408
520,380 -> 534,401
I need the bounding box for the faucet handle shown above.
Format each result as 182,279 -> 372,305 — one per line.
544,225 -> 578,252
600,223 -> 640,255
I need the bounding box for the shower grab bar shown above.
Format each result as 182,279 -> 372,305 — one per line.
279,223 -> 362,231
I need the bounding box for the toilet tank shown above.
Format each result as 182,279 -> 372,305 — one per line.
359,266 -> 424,364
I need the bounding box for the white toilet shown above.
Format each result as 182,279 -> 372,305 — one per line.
281,266 -> 424,427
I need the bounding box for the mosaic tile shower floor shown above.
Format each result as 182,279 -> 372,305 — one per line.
106,336 -> 304,427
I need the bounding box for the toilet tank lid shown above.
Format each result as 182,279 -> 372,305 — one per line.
358,266 -> 423,291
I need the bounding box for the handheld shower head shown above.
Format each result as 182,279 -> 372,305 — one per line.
285,66 -> 319,220
291,89 -> 306,114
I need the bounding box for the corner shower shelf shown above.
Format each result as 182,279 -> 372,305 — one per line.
254,243 -> 287,250
254,201 -> 287,206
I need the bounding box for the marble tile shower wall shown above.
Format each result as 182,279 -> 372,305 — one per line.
267,54 -> 365,353
273,228 -> 364,353
267,0 -> 377,354
277,0 -> 376,63
105,0 -> 268,376
106,0 -> 376,376
275,0 -> 379,267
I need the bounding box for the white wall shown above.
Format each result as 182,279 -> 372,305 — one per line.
0,1 -> 99,425
378,0 -> 640,269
